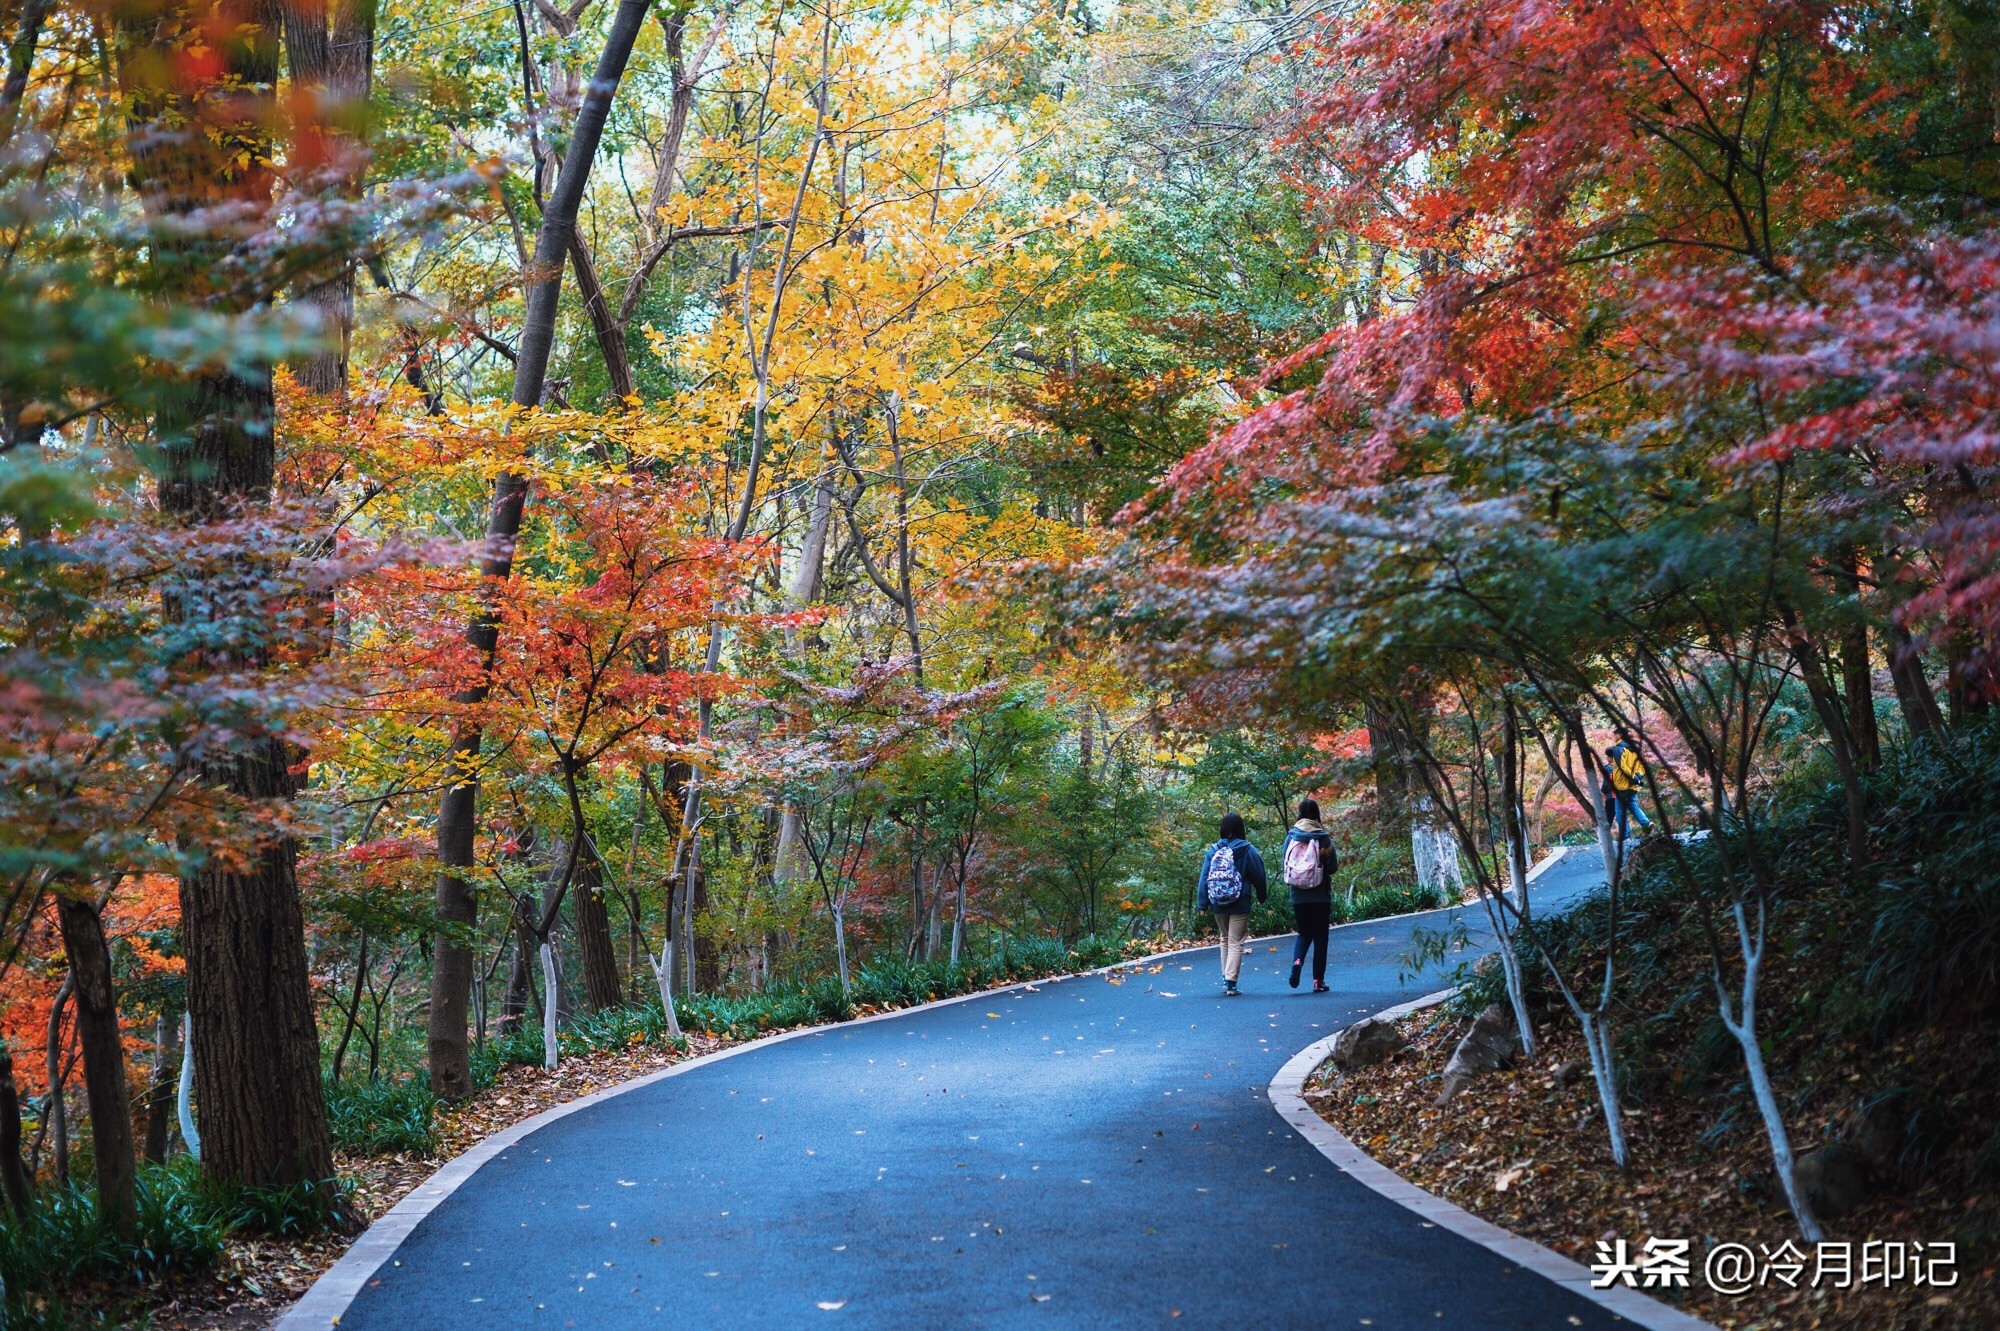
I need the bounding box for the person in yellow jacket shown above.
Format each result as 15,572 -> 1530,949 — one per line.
1601,738 -> 1652,839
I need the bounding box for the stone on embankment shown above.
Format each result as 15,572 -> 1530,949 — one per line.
1436,1005 -> 1517,1104
1330,1016 -> 1401,1071
1795,1143 -> 1870,1220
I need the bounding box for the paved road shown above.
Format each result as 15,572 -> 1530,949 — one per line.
336,850 -> 1621,1329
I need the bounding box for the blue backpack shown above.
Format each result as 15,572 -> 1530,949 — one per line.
1204,843 -> 1246,907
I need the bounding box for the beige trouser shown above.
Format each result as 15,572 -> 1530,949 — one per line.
1215,912 -> 1249,982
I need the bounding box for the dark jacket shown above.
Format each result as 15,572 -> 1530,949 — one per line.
1195,838 -> 1267,916
1280,820 -> 1337,905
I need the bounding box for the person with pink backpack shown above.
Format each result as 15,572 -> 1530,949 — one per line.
1280,799 -> 1338,992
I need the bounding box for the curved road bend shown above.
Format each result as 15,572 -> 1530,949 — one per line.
331,850 -> 1621,1329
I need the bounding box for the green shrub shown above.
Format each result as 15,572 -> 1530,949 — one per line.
1347,882 -> 1448,922
0,1156 -> 290,1326
324,1072 -> 437,1156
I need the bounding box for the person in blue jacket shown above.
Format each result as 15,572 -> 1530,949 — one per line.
1195,812 -> 1267,996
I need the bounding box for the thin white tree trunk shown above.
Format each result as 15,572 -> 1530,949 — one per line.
831,900 -> 852,1000
540,943 -> 560,1071
647,938 -> 683,1038
1579,1011 -> 1629,1167
1498,832 -> 1537,1056
177,1010 -> 200,1161
1497,935 -> 1537,1058
1719,901 -> 1825,1241
949,871 -> 967,965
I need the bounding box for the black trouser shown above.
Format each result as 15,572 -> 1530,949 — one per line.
1292,902 -> 1332,983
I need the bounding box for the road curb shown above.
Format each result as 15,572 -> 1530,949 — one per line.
1267,995 -> 1716,1331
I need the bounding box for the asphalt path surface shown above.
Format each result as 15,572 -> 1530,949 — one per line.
340,850 -> 1622,1329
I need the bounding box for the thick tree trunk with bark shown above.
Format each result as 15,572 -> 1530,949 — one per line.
427,0 -> 658,1099
573,841 -> 624,1011
0,1049 -> 32,1215
55,894 -> 138,1236
1888,622 -> 1946,743
281,0 -> 376,396
1364,698 -> 1409,835
115,0 -> 338,1192
181,814 -> 334,1186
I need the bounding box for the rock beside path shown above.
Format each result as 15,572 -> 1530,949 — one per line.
1437,1005 -> 1518,1103
1331,1016 -> 1401,1070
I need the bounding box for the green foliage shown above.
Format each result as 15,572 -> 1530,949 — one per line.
679,930 -> 1150,1039
1857,722 -> 2000,1024
0,1155 -> 358,1325
325,1073 -> 439,1156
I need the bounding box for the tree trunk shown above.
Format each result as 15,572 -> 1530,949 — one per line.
574,840 -> 624,1012
180,828 -> 333,1187
540,943 -> 561,1070
1834,548 -> 1879,772
1364,698 -> 1410,836
499,914 -> 534,1036
142,1013 -> 176,1163
568,230 -> 635,403
1888,622 -> 1946,743
280,0 -> 376,397
1578,1012 -> 1629,1168
329,931 -> 367,1083
1718,902 -> 1824,1241
115,0 -> 336,1195
55,894 -> 137,1236
538,860 -> 574,1028
771,464 -> 836,885
428,0 -> 658,1099
45,973 -> 70,1185
0,0 -> 54,151
830,899 -> 852,1001
0,1049 -> 32,1215
177,1012 -> 201,1161
1783,616 -> 1868,867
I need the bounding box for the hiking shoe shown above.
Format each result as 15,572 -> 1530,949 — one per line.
1288,962 -> 1302,989
1313,981 -> 1330,993
1223,980 -> 1241,996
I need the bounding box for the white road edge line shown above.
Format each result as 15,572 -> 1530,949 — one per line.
1266,854 -> 1717,1331
281,847 -> 1595,1327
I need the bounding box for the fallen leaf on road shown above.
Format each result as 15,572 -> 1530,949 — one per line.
817,1300 -> 846,1310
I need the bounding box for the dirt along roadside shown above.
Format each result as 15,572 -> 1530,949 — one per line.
1304,1004 -> 1996,1331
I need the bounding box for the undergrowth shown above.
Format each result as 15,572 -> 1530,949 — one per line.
1410,716 -> 2000,1246
0,1155 -> 354,1329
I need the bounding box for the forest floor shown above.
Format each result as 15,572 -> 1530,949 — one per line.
1306,1005 -> 2000,1331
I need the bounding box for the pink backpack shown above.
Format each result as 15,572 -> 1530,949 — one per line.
1283,836 -> 1323,889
